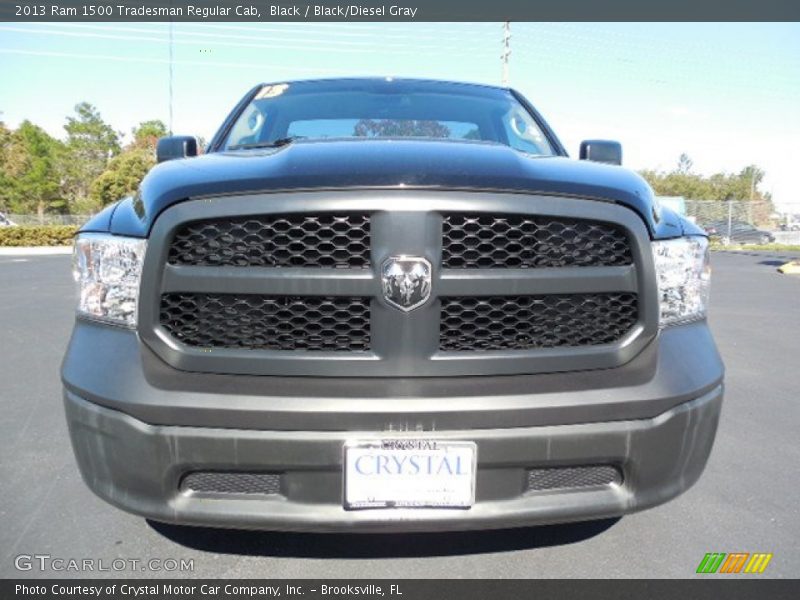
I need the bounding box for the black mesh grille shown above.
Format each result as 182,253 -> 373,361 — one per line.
160,293 -> 371,351
439,293 -> 638,351
168,214 -> 370,268
526,465 -> 622,492
181,472 -> 282,495
442,214 -> 632,268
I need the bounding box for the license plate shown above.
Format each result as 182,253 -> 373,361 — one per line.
344,440 -> 477,509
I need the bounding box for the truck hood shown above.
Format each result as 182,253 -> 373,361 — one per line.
101,139 -> 680,237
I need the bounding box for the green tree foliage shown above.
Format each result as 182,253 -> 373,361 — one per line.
0,121 -> 18,209
0,121 -> 64,217
1,109 -> 166,216
90,148 -> 155,208
88,119 -> 167,208
131,119 -> 168,150
62,102 -> 121,207
639,155 -> 769,202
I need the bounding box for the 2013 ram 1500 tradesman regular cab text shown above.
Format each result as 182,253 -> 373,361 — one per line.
62,78 -> 724,531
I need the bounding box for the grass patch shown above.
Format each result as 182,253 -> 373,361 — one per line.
0,225 -> 78,247
710,242 -> 800,252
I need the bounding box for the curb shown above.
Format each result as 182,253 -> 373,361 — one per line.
778,260 -> 800,275
0,246 -> 72,256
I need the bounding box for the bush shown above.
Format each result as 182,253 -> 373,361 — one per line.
0,225 -> 78,247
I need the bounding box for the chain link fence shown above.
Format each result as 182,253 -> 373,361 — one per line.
679,200 -> 800,246
2,214 -> 93,226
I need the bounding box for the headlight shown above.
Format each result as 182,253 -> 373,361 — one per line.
652,236 -> 711,326
72,234 -> 146,328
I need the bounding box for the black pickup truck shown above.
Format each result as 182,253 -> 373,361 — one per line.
63,78 -> 723,532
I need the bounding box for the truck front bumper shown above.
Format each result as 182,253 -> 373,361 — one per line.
62,320 -> 724,532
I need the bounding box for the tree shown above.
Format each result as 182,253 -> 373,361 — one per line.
676,153 -> 693,175
639,155 -> 770,203
353,119 -> 451,138
62,102 -> 120,207
89,148 -> 155,209
130,119 -> 167,150
0,121 -> 17,212
639,167 -> 709,199
86,119 -> 168,209
61,116 -> 172,211
0,121 -> 64,217
639,154 -> 775,226
739,165 -> 764,201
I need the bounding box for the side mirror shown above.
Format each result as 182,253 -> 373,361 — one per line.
579,140 -> 622,166
156,136 -> 199,163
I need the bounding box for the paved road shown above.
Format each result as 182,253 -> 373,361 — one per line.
1,251 -> 798,579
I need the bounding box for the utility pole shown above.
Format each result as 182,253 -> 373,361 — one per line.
727,200 -> 733,245
501,21 -> 511,86
168,20 -> 174,136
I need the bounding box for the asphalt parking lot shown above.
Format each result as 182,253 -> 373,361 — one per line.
1,250 -> 798,579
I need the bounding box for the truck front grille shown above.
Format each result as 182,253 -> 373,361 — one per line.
442,213 -> 632,268
160,293 -> 371,351
525,465 -> 622,492
439,293 -> 638,351
167,213 -> 371,268
140,192 -> 656,377
181,471 -> 282,495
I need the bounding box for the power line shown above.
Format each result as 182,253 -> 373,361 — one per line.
0,46 -> 504,87
189,21 -> 496,40
512,23 -> 800,70
511,53 -> 799,102
28,21 -> 494,48
2,24 -> 496,56
0,47 -> 340,73
168,20 -> 174,135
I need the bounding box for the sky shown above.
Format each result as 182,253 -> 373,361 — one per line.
0,21 -> 798,207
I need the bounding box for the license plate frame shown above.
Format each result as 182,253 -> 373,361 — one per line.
343,439 -> 477,510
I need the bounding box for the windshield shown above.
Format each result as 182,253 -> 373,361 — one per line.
222,80 -> 555,156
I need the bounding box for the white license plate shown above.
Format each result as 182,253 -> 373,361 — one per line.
344,440 -> 477,509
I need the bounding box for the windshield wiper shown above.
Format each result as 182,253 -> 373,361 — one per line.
228,136 -> 304,151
